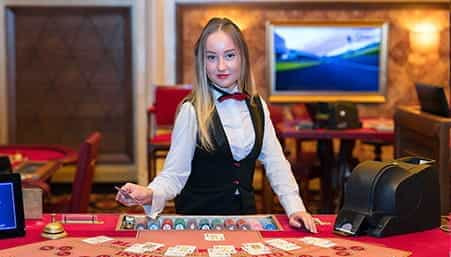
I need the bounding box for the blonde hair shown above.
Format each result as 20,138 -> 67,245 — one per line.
189,17 -> 257,151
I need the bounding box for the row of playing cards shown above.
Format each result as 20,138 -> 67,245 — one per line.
299,237 -> 336,248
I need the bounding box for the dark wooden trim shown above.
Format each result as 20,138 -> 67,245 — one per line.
6,8 -> 16,143
8,6 -> 134,164
395,105 -> 451,215
124,7 -> 134,163
175,4 -> 184,84
175,2 -> 449,9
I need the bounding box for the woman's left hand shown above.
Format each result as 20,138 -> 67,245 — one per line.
289,211 -> 318,233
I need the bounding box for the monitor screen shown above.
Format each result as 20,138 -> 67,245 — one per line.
0,173 -> 25,238
0,182 -> 18,230
267,21 -> 389,103
415,83 -> 450,117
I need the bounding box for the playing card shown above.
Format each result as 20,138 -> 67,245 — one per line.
213,245 -> 236,254
175,245 -> 196,254
314,240 -> 336,248
141,242 -> 165,252
242,242 -> 271,255
204,233 -> 225,241
115,186 -> 141,206
299,237 -> 335,248
165,245 -> 196,256
124,243 -> 146,254
265,238 -> 301,251
165,246 -> 186,256
208,248 -> 230,257
82,235 -> 114,244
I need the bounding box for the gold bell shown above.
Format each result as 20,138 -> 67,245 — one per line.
42,213 -> 67,239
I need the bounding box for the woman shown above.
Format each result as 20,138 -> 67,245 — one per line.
116,17 -> 317,233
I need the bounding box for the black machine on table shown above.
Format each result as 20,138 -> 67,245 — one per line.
334,156 -> 441,237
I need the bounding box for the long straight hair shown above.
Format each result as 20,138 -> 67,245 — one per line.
188,17 -> 257,151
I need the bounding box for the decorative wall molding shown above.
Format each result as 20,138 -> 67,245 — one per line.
175,0 -> 449,4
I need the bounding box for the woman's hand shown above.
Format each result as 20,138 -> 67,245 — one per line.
289,211 -> 318,233
115,183 -> 153,206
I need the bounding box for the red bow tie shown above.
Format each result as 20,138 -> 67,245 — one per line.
218,92 -> 248,102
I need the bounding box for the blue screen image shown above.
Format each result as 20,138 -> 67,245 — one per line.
274,26 -> 382,92
0,182 -> 17,230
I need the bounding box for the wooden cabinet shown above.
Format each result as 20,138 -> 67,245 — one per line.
395,106 -> 451,215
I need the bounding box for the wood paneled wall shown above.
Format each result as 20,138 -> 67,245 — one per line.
7,7 -> 133,163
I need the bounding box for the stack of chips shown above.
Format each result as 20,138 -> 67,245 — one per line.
174,218 -> 186,230
260,219 -> 277,230
247,219 -> 263,230
224,218 -> 236,230
135,216 -> 148,230
147,218 -> 160,230
162,218 -> 173,230
236,219 -> 251,230
123,215 -> 136,230
211,218 -> 224,230
186,218 -> 198,230
199,218 -> 211,230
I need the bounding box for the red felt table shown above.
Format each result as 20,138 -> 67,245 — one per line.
0,214 -> 447,257
0,145 -> 77,183
0,145 -> 77,166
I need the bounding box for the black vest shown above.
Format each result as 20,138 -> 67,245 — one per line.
175,96 -> 265,215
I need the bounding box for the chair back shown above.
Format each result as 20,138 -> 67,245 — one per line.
153,85 -> 192,127
268,104 -> 285,126
69,132 -> 102,213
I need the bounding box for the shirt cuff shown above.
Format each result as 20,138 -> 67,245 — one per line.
279,193 -> 306,217
143,185 -> 166,219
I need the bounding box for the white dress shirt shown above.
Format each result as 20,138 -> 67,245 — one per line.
144,85 -> 306,218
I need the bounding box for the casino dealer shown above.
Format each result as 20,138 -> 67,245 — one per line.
115,17 -> 317,233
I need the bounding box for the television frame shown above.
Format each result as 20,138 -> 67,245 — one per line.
0,173 -> 25,238
266,20 -> 389,103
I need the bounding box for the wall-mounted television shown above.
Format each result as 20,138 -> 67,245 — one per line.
266,21 -> 389,103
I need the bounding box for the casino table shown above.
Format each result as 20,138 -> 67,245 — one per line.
0,144 -> 77,166
0,145 -> 77,182
0,214 -> 447,257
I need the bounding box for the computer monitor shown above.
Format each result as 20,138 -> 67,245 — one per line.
415,83 -> 450,117
0,173 -> 25,238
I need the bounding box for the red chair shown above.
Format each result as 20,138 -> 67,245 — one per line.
147,85 -> 192,181
44,132 -> 102,213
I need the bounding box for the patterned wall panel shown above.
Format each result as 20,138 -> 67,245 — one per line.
177,3 -> 449,117
8,7 -> 133,163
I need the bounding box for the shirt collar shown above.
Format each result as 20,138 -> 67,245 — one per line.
209,82 -> 240,101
